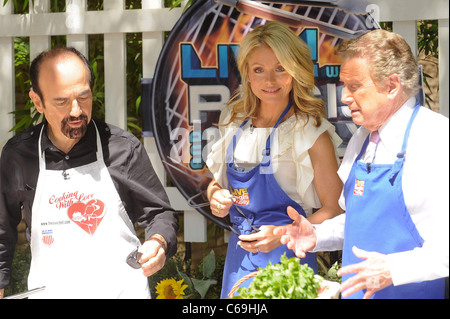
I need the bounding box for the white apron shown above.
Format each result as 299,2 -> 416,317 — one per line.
28,122 -> 150,299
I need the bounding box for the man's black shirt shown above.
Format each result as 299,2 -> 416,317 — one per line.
0,120 -> 178,288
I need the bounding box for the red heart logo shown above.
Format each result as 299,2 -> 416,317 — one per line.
67,199 -> 106,235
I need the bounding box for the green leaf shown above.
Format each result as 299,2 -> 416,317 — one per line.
202,250 -> 215,279
176,267 -> 194,292
127,122 -> 142,133
236,253 -> 320,299
9,116 -> 31,132
191,278 -> 217,299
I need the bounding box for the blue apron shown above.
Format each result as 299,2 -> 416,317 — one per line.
342,103 -> 445,299
221,101 -> 317,298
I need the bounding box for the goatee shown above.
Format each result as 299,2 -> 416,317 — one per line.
61,114 -> 89,139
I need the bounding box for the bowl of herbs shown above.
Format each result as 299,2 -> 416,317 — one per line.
229,253 -> 340,299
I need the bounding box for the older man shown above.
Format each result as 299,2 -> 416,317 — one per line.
275,30 -> 448,299
0,48 -> 178,298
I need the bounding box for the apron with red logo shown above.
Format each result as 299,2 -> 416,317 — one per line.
28,122 -> 150,298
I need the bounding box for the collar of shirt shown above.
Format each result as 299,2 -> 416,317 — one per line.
338,97 -> 418,205
374,97 -> 417,163
41,120 -> 98,170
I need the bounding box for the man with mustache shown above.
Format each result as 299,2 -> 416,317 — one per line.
0,48 -> 178,298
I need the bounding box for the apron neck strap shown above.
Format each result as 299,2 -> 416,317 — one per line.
38,125 -> 46,171
355,135 -> 370,162
226,100 -> 292,165
262,100 -> 292,157
356,102 -> 421,162
37,120 -> 104,171
388,103 -> 421,183
91,120 -> 104,162
397,102 -> 421,159
273,100 -> 293,129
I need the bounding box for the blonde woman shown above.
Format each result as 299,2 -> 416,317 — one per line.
206,21 -> 344,298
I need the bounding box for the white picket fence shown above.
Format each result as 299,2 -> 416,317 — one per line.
0,0 -> 448,243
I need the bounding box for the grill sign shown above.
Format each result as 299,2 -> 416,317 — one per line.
149,0 -> 379,228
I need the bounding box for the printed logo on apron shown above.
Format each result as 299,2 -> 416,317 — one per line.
41,229 -> 54,247
229,186 -> 250,205
67,199 -> 106,235
46,190 -> 107,236
28,122 -> 150,298
353,179 -> 365,196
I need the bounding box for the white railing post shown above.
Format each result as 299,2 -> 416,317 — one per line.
0,1 -> 14,148
375,0 -> 449,116
65,0 -> 88,58
29,0 -> 51,60
104,0 -> 127,130
141,0 -> 208,243
393,21 -> 418,58
142,0 -> 166,184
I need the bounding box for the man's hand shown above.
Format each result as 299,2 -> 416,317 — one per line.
273,206 -> 317,258
337,246 -> 393,299
138,236 -> 167,277
0,288 -> 4,299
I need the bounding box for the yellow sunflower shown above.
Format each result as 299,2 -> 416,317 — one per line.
155,278 -> 188,299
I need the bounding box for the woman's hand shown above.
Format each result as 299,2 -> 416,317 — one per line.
210,188 -> 234,218
237,225 -> 282,253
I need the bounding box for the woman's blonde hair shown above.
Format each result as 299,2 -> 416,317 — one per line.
226,21 -> 325,126
336,29 -> 420,97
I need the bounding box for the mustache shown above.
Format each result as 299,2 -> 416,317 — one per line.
63,114 -> 89,123
61,114 -> 89,139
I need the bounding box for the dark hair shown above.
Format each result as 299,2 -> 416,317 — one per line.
29,47 -> 94,102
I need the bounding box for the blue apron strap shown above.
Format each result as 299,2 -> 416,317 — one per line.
389,103 -> 421,183
260,100 -> 292,169
226,119 -> 249,167
397,102 -> 421,159
227,100 -> 293,170
357,135 -> 371,161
